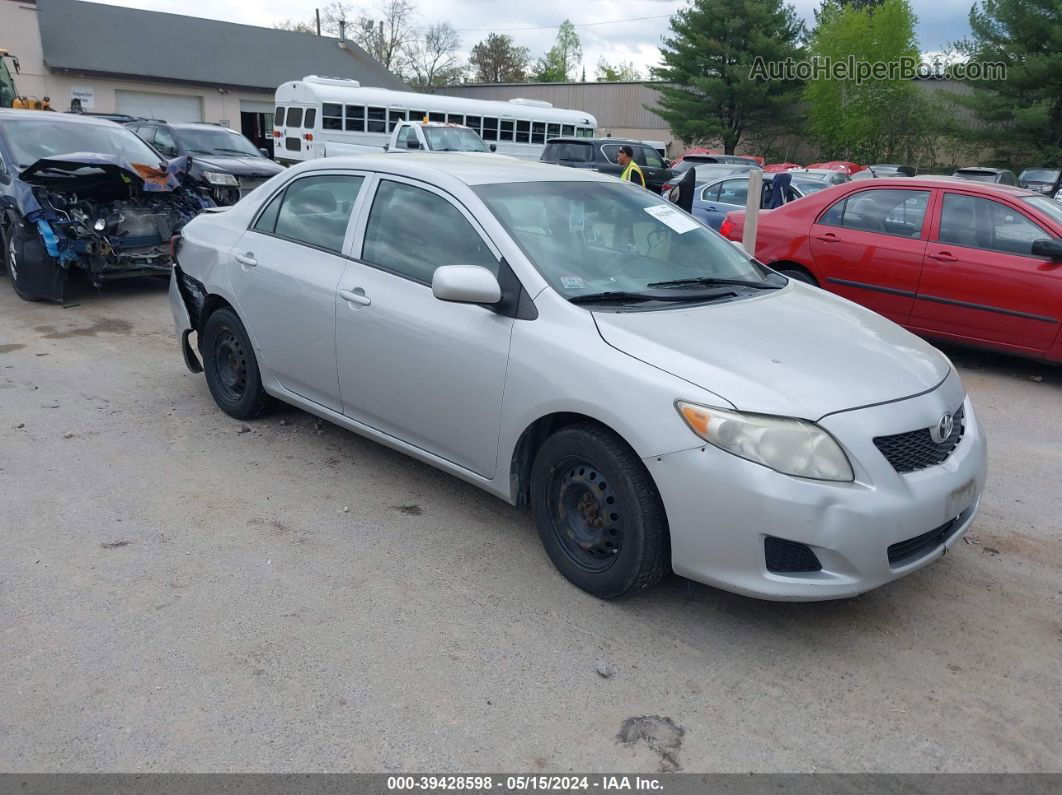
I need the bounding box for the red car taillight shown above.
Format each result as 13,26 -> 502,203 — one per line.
719,218 -> 736,239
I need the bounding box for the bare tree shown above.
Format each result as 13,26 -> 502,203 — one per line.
405,22 -> 465,89
351,0 -> 418,72
273,18 -> 317,33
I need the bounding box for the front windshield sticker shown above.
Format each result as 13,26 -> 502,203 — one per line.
560,275 -> 587,289
643,204 -> 700,234
569,201 -> 585,231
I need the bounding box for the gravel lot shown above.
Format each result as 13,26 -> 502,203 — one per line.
1,276 -> 1060,773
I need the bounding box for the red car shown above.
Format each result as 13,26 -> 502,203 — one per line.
720,178 -> 1062,363
805,161 -> 865,175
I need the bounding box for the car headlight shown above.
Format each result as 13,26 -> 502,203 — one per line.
203,171 -> 239,187
676,401 -> 854,482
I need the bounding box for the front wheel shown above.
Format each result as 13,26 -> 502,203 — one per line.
2,217 -> 42,301
530,423 -> 670,599
778,266 -> 818,286
201,307 -> 272,419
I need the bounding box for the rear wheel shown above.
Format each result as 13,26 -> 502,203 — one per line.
777,265 -> 818,286
530,423 -> 670,599
201,307 -> 272,419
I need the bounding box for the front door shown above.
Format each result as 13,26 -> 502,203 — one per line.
809,187 -> 932,324
911,191 -> 1062,352
335,177 -> 515,477
229,172 -> 367,411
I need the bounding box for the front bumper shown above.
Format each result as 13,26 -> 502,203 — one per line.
646,373 -> 987,601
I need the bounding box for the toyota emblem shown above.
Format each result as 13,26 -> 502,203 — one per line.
930,412 -> 954,444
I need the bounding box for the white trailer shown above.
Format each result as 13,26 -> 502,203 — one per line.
273,76 -> 598,164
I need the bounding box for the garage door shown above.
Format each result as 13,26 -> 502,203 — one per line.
115,90 -> 203,123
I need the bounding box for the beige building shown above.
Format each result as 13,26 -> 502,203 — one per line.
1,0 -> 403,153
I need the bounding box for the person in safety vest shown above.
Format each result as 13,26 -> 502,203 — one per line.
617,145 -> 646,188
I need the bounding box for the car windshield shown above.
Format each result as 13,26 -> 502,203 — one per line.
175,127 -> 261,157
1021,169 -> 1059,183
3,118 -> 163,169
1022,195 -> 1062,226
424,127 -> 489,152
476,181 -> 776,303
691,164 -> 751,183
792,178 -> 830,194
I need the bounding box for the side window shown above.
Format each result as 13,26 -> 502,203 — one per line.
839,189 -> 929,237
270,175 -> 365,253
367,107 -> 386,133
700,183 -> 721,203
428,111 -> 445,123
410,110 -> 427,123
516,120 -> 531,143
275,106 -> 286,126
253,189 -> 285,234
287,107 -> 304,128
642,147 -> 664,168
362,181 -> 498,283
446,113 -> 464,125
718,179 -> 749,206
395,126 -> 416,149
345,106 -> 365,132
601,145 -> 620,164
388,109 -> 407,131
304,109 -> 317,129
465,115 -> 482,134
322,103 -> 343,130
531,122 -> 546,144
152,127 -> 179,157
547,123 -> 561,140
482,118 -> 499,140
499,120 -> 515,141
939,193 -> 1050,256
561,125 -> 574,137
819,196 -> 846,226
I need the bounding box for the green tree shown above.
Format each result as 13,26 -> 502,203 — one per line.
804,0 -> 929,162
595,58 -> 643,82
533,20 -> 582,82
954,0 -> 1062,163
469,33 -> 532,83
651,0 -> 804,154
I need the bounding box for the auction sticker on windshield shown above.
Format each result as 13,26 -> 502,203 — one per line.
643,204 -> 700,233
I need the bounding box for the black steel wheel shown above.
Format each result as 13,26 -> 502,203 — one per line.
201,307 -> 272,419
2,217 -> 41,301
531,423 -> 670,599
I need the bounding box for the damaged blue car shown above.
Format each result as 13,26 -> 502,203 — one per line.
0,109 -> 211,302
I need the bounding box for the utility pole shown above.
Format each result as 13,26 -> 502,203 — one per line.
379,20 -> 385,64
315,8 -> 321,36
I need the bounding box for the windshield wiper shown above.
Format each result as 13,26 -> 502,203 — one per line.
213,147 -> 256,155
568,290 -> 733,305
646,276 -> 781,290
187,148 -> 215,155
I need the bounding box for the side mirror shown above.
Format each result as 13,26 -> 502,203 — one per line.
406,139 -> 421,150
432,265 -> 501,305
489,144 -> 497,153
1031,238 -> 1062,260
258,147 -> 270,158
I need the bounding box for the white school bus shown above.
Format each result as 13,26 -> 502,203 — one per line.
273,76 -> 598,164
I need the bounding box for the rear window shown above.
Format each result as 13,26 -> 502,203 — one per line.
542,142 -> 592,163
275,107 -> 286,126
287,107 -> 304,128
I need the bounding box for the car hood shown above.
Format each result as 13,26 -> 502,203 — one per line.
189,154 -> 284,177
592,284 -> 951,420
19,152 -> 190,192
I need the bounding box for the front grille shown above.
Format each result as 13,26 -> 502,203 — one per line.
765,536 -> 822,573
887,519 -> 957,567
873,405 -> 965,474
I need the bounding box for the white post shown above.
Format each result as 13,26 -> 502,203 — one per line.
742,169 -> 763,255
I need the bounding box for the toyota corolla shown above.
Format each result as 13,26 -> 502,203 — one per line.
168,153 -> 988,601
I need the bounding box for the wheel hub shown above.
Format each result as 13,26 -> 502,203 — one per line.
213,329 -> 247,401
549,459 -> 623,572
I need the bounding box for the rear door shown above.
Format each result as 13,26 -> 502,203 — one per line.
808,187 -> 933,324
911,191 -> 1062,352
702,178 -> 749,230
637,145 -> 671,192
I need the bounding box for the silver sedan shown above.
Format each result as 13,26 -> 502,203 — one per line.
169,153 -> 987,601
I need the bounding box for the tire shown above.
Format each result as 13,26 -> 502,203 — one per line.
2,217 -> 41,301
778,266 -> 818,287
201,307 -> 272,419
530,423 -> 670,599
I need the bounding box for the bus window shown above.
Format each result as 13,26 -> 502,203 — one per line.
547,123 -> 560,139
287,107 -> 304,128
345,106 -> 365,131
411,110 -> 428,123
275,106 -> 287,126
464,116 -> 481,133
500,120 -> 514,141
429,112 -> 445,123
367,107 -> 386,133
482,118 -> 499,140
531,122 -> 546,144
323,103 -> 342,130
576,127 -> 594,138
304,109 -> 317,128
561,124 -> 574,137
516,120 -> 530,143
388,109 -> 407,131
447,113 -> 464,125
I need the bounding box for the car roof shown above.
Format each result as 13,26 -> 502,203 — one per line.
290,151 -> 622,186
954,166 -> 1009,174
842,176 -> 1037,197
0,108 -> 123,127
546,137 -> 645,145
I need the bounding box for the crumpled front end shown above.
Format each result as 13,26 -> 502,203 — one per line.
9,154 -> 212,301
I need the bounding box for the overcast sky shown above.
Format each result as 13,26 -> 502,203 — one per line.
85,0 -> 974,78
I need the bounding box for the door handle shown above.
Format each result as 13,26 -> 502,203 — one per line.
928,251 -> 958,262
338,288 -> 371,306
234,252 -> 257,267
814,233 -> 840,243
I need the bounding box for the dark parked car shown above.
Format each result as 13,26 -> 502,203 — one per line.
953,167 -> 1018,186
540,137 -> 674,193
1018,167 -> 1060,195
127,121 -> 283,205
0,109 -> 209,301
